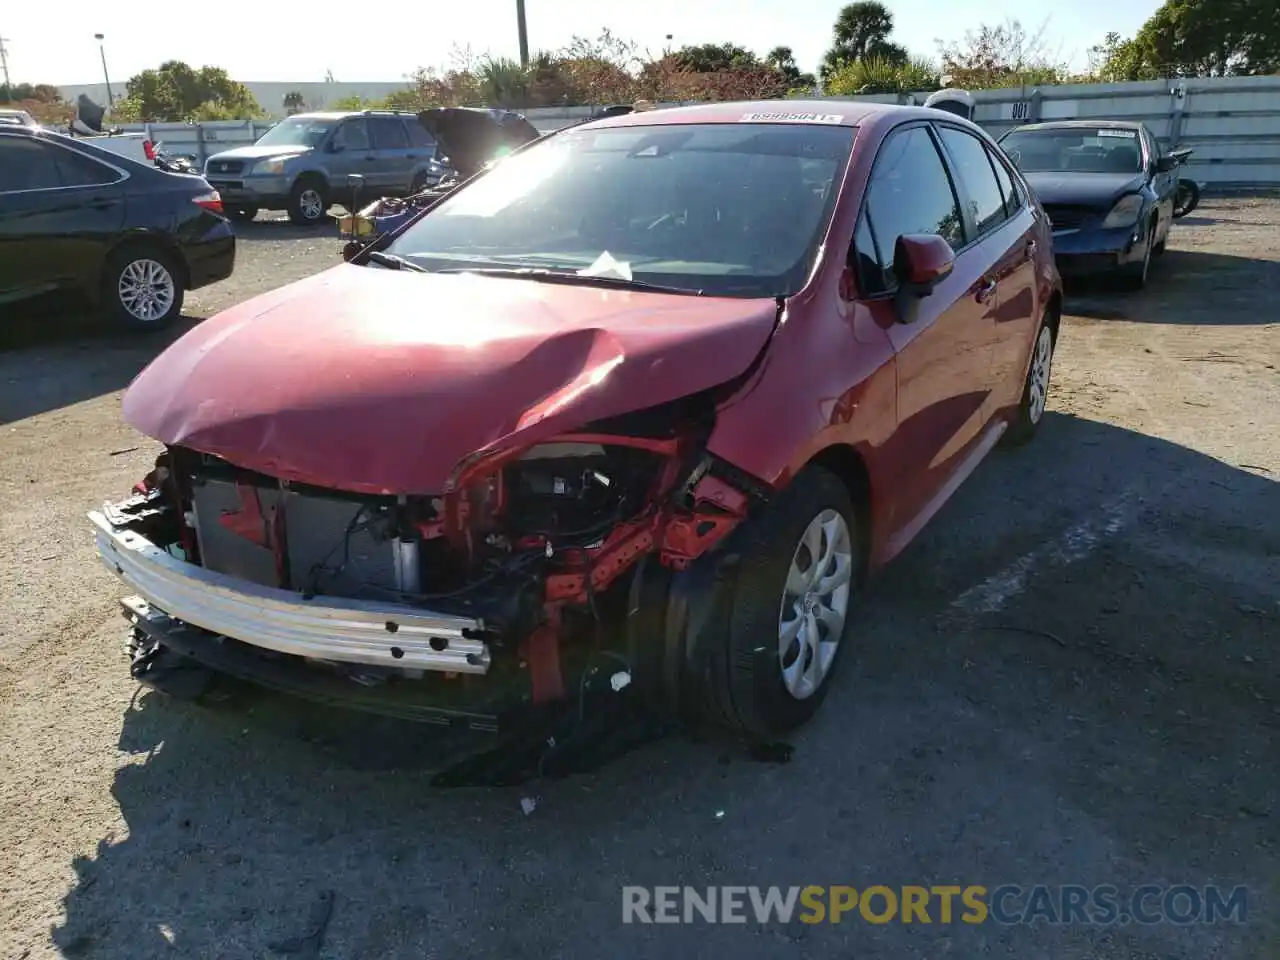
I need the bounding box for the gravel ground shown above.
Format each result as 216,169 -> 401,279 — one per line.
0,202 -> 1276,959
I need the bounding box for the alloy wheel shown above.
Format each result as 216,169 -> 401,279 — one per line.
1027,324 -> 1054,425
778,509 -> 854,700
118,258 -> 176,324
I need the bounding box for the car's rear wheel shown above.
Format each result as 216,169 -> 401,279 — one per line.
703,466 -> 861,737
287,179 -> 329,224
227,205 -> 259,222
103,245 -> 184,331
1003,311 -> 1056,446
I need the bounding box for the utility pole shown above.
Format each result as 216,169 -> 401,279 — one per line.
515,0 -> 529,68
93,33 -> 113,105
0,37 -> 12,98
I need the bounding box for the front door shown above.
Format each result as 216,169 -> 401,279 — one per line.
855,123 -> 999,535
0,134 -> 126,308
326,119 -> 378,203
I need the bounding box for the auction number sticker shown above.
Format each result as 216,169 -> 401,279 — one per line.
741,112 -> 844,123
1097,129 -> 1137,138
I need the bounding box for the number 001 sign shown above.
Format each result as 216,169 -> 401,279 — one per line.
1006,101 -> 1032,122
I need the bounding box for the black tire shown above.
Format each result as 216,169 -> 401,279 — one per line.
1173,178 -> 1200,218
703,466 -> 862,738
287,178 -> 329,224
226,205 -> 259,222
1003,310 -> 1056,446
102,244 -> 185,331
1119,219 -> 1154,291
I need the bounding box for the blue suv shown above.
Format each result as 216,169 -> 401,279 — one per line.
203,110 -> 448,224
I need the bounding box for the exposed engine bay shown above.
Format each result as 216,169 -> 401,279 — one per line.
102,396 -> 769,719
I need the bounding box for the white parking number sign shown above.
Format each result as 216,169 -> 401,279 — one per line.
1007,101 -> 1032,122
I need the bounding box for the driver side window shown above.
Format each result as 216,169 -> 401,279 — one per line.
333,119 -> 370,151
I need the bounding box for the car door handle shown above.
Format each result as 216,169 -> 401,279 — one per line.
363,155 -> 377,161
1024,239 -> 1037,259
405,154 -> 417,160
974,277 -> 997,303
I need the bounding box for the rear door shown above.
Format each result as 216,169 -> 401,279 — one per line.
933,123 -> 1041,412
367,117 -> 416,194
854,123 -> 1000,530
0,135 -> 127,307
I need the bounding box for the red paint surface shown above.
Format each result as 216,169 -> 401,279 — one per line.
123,265 -> 779,495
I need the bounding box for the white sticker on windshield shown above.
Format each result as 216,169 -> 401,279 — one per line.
577,250 -> 633,282
1097,129 -> 1137,138
740,112 -> 844,124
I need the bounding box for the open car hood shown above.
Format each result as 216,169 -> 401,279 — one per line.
417,107 -> 541,178
122,265 -> 780,495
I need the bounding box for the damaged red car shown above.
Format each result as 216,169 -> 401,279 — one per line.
91,100 -> 1061,752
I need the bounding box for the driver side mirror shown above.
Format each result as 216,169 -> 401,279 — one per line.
1154,155 -> 1178,173
892,234 -> 955,323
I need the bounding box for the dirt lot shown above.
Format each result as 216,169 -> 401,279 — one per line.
0,202 -> 1276,959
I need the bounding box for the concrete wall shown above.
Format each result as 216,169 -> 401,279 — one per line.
82,75 -> 1280,189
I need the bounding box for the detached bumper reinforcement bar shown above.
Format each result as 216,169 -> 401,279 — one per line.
89,509 -> 491,674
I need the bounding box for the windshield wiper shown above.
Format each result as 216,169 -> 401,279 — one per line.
437,267 -> 702,296
364,251 -> 427,272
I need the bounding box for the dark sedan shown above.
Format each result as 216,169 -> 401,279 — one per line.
998,120 -> 1178,289
0,125 -> 235,330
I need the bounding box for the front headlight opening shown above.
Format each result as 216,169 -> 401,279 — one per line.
1101,194 -> 1144,230
253,157 -> 288,175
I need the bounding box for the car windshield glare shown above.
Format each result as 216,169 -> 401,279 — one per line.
385,122 -> 857,298
1000,128 -> 1143,174
255,118 -> 334,149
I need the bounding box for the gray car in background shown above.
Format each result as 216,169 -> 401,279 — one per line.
203,110 -> 448,224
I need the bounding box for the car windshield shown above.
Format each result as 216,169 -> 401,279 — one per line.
385,122 -> 856,298
255,117 -> 334,149
1000,128 -> 1144,174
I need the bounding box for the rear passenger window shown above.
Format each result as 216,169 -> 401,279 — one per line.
369,117 -> 409,150
863,126 -> 964,289
937,125 -> 1009,238
51,145 -> 119,187
986,146 -> 1022,216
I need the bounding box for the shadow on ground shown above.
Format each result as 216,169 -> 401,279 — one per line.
51,413 -> 1278,959
0,315 -> 201,425
1066,250 -> 1280,325
231,215 -> 343,243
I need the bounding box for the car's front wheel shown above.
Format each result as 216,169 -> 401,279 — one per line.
103,245 -> 185,331
287,179 -> 329,224
704,466 -> 861,737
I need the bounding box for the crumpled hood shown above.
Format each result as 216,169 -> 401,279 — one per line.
122,265 -> 780,494
1022,171 -> 1145,209
208,144 -> 314,163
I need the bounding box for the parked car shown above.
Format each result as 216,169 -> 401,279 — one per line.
90,101 -> 1061,761
0,108 -> 37,126
998,119 -> 1178,288
0,124 -> 235,329
202,110 -> 449,224
337,107 -> 544,248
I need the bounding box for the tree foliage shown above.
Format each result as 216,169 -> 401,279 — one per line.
113,61 -> 265,122
825,55 -> 940,95
821,2 -> 909,80
1090,0 -> 1280,78
936,19 -> 1068,89
0,82 -> 72,125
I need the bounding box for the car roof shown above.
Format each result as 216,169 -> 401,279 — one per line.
577,99 -> 951,131
289,110 -> 416,120
1010,119 -> 1143,132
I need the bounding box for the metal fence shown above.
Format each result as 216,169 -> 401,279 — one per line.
104,75 -> 1280,189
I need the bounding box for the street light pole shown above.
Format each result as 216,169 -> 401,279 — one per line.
0,37 -> 12,97
515,0 -> 529,68
93,33 -> 113,105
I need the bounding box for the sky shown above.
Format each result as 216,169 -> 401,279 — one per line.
2,0 -> 1162,87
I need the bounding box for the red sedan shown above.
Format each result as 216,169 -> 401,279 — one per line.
92,100 -> 1062,749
